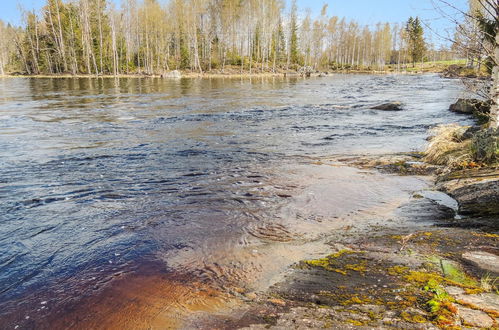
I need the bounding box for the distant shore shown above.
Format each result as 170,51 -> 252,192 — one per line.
0,61 -> 476,79
0,70 -> 441,79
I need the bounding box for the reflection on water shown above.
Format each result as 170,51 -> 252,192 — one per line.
0,75 -> 471,327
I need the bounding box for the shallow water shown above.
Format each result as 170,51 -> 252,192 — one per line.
0,74 -> 472,327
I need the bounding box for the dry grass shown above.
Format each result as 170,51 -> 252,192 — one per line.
480,273 -> 499,293
424,124 -> 472,169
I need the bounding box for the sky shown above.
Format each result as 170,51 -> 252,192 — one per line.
1,0 -> 468,46
294,0 -> 468,46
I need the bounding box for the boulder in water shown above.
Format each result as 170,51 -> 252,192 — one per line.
449,98 -> 490,115
371,102 -> 403,111
438,169 -> 499,216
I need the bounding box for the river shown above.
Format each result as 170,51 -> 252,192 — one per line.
0,74 -> 472,329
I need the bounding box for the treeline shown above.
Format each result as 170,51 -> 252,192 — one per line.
0,0 -> 456,76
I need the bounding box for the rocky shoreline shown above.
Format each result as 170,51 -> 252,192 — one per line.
186,152 -> 498,329
200,92 -> 499,329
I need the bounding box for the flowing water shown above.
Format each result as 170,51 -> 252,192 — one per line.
0,74 -> 472,328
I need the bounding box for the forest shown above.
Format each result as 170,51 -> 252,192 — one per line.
0,0 -> 451,76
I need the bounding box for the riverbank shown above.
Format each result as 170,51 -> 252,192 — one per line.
189,102 -> 499,328
0,61 -> 471,79
195,105 -> 499,329
188,154 -> 499,329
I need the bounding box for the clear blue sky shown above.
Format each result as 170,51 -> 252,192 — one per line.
2,0 -> 468,45
295,0 -> 468,46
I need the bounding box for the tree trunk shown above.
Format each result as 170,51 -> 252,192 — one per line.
55,0 -> 68,72
490,33 -> 498,129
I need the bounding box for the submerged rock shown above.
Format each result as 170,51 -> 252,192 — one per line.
371,102 -> 403,111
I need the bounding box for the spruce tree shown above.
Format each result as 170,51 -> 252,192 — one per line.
405,16 -> 426,67
289,0 -> 300,65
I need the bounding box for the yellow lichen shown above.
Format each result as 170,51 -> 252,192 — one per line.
387,265 -> 409,276
471,232 -> 499,238
333,269 -> 348,275
457,300 -> 499,319
404,271 -> 442,285
345,319 -> 365,326
464,288 -> 484,295
345,261 -> 367,273
400,311 -> 428,323
303,250 -> 363,274
341,295 -> 372,306
330,249 -> 357,259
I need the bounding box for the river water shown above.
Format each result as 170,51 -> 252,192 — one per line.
0,74 -> 472,328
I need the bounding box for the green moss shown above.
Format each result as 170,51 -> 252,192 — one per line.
403,269 -> 463,327
440,260 -> 478,287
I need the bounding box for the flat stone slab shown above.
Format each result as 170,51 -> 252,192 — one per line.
462,251 -> 499,274
457,306 -> 494,328
445,286 -> 465,296
455,293 -> 499,314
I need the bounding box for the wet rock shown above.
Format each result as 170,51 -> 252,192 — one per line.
439,176 -> 499,216
449,98 -> 490,115
395,198 -> 456,223
341,153 -> 436,176
462,251 -> 499,274
371,102 -> 404,111
456,306 -> 494,328
450,99 -> 478,114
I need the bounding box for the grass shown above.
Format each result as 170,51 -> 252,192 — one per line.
424,124 -> 473,169
424,124 -> 498,170
480,274 -> 499,294
426,59 -> 467,66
